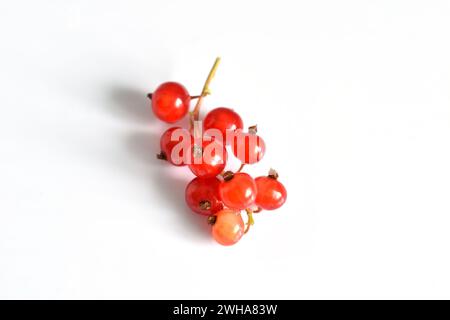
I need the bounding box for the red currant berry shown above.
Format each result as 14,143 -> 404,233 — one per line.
151,82 -> 190,123
211,209 -> 245,246
188,139 -> 227,178
159,127 -> 192,166
203,107 -> 243,143
232,132 -> 266,164
185,177 -> 224,216
255,172 -> 287,210
219,172 -> 257,210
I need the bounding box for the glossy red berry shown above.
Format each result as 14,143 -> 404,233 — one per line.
185,177 -> 224,216
219,172 -> 257,210
233,132 -> 266,164
211,209 -> 245,246
188,139 -> 227,178
203,107 -> 243,143
159,127 -> 192,166
255,174 -> 287,210
151,82 -> 190,123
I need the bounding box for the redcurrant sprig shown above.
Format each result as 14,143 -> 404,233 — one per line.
147,57 -> 287,246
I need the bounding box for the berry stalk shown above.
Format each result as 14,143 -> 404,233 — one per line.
244,208 -> 255,233
189,57 -> 221,129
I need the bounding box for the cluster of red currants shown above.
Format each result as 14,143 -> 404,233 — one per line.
148,58 -> 287,246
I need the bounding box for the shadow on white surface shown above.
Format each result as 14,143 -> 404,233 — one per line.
109,86 -> 155,125
110,86 -> 212,243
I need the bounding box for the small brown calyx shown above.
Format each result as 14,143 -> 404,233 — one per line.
222,171 -> 235,182
207,215 -> 217,225
248,125 -> 258,135
156,151 -> 167,161
268,168 -> 279,180
147,93 -> 152,100
199,200 -> 211,211
253,207 -> 263,213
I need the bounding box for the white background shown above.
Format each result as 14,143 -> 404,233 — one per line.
0,0 -> 449,299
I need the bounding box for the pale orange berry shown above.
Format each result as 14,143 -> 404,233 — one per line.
211,209 -> 244,246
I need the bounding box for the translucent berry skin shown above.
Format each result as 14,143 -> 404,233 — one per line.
219,173 -> 257,210
203,107 -> 243,143
185,177 -> 224,216
151,82 -> 191,123
160,127 -> 192,166
255,176 -> 287,210
211,209 -> 245,246
233,133 -> 266,164
189,139 -> 227,178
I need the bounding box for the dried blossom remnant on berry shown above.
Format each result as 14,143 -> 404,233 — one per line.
199,200 -> 211,210
253,207 -> 263,213
207,215 -> 217,225
268,168 -> 279,180
222,171 -> 234,182
157,151 -> 167,160
248,125 -> 258,135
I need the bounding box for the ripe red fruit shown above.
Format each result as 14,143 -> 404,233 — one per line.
185,177 -> 224,216
188,139 -> 227,178
159,127 -> 192,166
255,174 -> 287,210
151,82 -> 190,123
211,209 -> 245,246
219,172 -> 257,210
203,107 -> 243,143
233,132 -> 266,164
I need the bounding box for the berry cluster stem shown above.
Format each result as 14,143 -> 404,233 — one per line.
190,57 -> 221,130
244,208 -> 254,233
